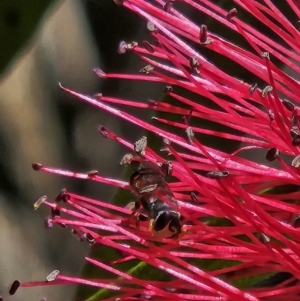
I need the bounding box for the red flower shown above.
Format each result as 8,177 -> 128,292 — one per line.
11,1 -> 300,300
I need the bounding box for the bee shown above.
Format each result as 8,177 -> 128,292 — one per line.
127,161 -> 185,239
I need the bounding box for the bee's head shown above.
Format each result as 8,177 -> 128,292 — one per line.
151,210 -> 184,239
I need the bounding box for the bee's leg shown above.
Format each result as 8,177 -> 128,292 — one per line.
148,218 -> 155,235
134,214 -> 141,230
127,212 -> 141,229
126,201 -> 141,226
134,213 -> 148,230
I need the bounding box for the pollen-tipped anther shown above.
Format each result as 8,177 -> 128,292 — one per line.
249,83 -> 258,93
118,41 -> 127,54
46,270 -> 60,282
206,171 -> 230,179
186,127 -> 195,144
165,85 -> 173,93
147,21 -> 157,32
120,153 -> 133,165
32,162 -> 43,171
268,109 -> 275,121
261,85 -> 273,97
227,8 -> 237,20
266,148 -> 280,161
160,146 -> 171,156
93,93 -> 103,100
140,65 -> 154,74
134,136 -> 147,156
93,68 -> 106,78
9,280 -> 20,295
34,195 -> 47,210
98,125 -> 111,138
119,41 -> 138,54
112,0 -> 123,5
83,233 -> 95,244
163,0 -> 174,12
163,138 -> 171,146
87,170 -> 99,178
292,155 -> 300,168
261,52 -> 270,59
259,233 -> 271,244
190,191 -> 199,202
45,217 -> 53,228
55,188 -> 70,203
199,24 -> 208,44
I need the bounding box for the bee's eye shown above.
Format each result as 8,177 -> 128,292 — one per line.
154,211 -> 171,231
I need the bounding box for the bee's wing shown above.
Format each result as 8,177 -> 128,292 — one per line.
125,200 -> 149,218
125,201 -> 139,211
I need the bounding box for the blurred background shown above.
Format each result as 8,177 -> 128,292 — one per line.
0,0 -> 295,300
0,0 -> 158,300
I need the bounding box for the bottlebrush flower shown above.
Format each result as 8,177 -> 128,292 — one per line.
10,0 -> 300,300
